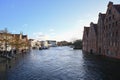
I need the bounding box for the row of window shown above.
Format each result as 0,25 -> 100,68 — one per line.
104,31 -> 118,39
106,15 -> 115,22
105,39 -> 119,47
104,21 -> 118,30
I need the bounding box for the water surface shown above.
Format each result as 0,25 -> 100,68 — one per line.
0,46 -> 120,80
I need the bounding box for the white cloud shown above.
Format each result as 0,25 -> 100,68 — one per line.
32,32 -> 56,41
53,18 -> 92,42
55,27 -> 83,42
30,18 -> 89,42
32,32 -> 44,40
31,29 -> 82,41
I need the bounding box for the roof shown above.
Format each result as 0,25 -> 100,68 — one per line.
29,39 -> 34,41
100,13 -> 106,21
90,23 -> 98,36
84,27 -> 90,37
22,35 -> 27,39
93,24 -> 98,36
98,13 -> 106,23
0,32 -> 12,36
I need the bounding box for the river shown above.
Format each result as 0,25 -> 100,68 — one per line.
0,46 -> 120,80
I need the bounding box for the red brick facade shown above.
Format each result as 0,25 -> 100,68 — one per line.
87,23 -> 98,54
82,2 -> 120,59
97,13 -> 105,55
82,27 -> 89,51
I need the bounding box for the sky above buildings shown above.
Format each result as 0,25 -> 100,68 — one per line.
0,0 -> 119,41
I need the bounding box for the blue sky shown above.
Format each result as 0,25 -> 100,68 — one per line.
0,0 -> 119,41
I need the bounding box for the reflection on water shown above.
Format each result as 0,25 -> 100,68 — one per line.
0,46 -> 120,80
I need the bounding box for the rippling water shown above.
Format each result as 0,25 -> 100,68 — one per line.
0,46 -> 120,80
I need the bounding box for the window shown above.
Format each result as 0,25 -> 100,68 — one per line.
116,31 -> 118,37
106,18 -> 108,22
113,32 -> 114,37
109,16 -> 111,21
110,41 -> 112,46
109,24 -> 111,29
111,33 -> 112,37
108,10 -> 111,14
105,25 -> 107,30
116,21 -> 118,26
109,41 -> 110,46
112,15 -> 115,19
114,42 -> 115,47
112,22 -> 114,27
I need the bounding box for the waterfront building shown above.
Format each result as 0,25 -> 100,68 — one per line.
82,2 -> 120,59
41,41 -> 49,49
82,27 -> 89,52
29,39 -> 41,49
88,22 -> 98,54
57,41 -> 69,46
0,32 -> 13,51
47,40 -> 57,47
97,13 -> 106,55
0,31 -> 29,53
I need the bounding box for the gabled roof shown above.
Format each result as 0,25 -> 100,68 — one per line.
98,13 -> 106,24
93,24 -> 98,36
90,22 -> 98,36
84,27 -> 90,37
100,14 -> 106,21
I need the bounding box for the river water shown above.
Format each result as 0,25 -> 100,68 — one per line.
0,46 -> 120,80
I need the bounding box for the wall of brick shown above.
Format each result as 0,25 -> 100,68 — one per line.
82,1 -> 120,59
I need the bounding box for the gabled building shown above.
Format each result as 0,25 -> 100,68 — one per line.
97,13 -> 106,55
82,27 -> 89,52
103,2 -> 120,58
82,1 -> 120,59
87,22 -> 98,54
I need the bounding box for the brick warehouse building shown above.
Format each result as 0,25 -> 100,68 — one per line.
82,2 -> 120,59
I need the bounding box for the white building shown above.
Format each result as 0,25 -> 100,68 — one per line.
40,41 -> 49,49
29,39 -> 41,49
47,40 -> 57,47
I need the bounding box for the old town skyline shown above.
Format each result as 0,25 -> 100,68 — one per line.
0,0 -> 119,41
